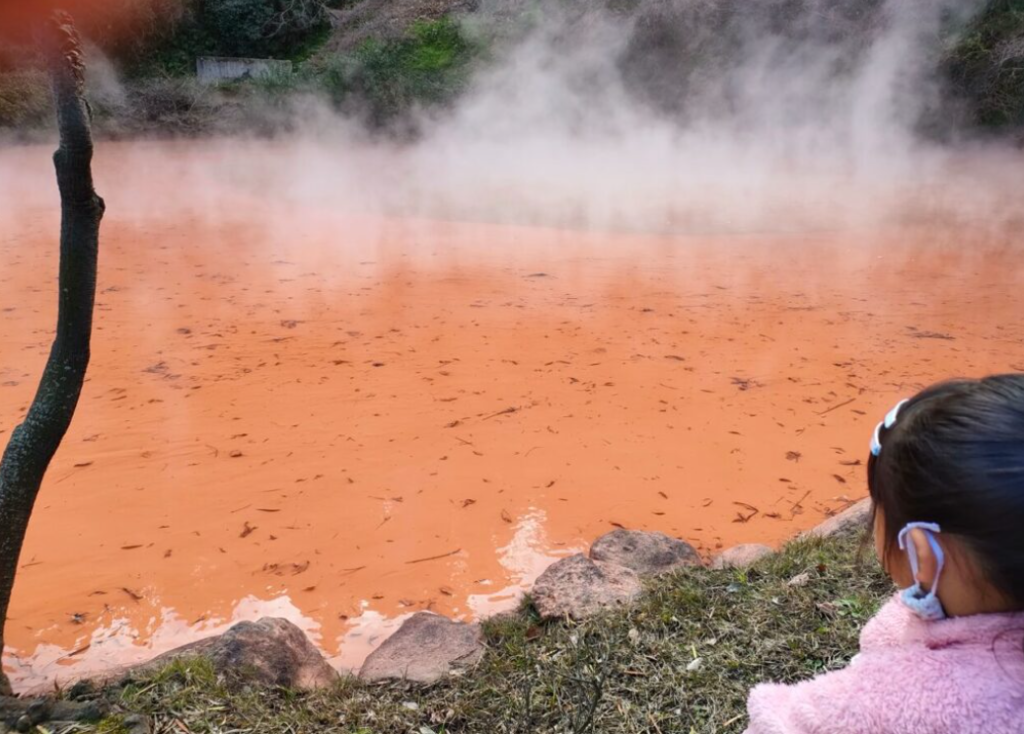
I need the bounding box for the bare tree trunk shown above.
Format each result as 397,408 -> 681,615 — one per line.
0,13 -> 104,696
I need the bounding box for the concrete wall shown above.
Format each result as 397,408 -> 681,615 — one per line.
197,57 -> 293,84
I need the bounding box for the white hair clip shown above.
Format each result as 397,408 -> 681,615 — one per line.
870,398 -> 910,456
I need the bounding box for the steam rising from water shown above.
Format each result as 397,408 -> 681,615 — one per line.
1,0 -> 1022,234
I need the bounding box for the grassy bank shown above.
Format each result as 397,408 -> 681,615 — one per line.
74,533 -> 890,734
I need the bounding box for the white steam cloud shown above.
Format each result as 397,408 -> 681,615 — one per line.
1,0 -> 1022,235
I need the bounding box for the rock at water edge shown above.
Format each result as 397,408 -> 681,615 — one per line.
360,612 -> 485,684
802,498 -> 872,539
137,617 -> 337,690
590,529 -> 701,576
531,554 -> 642,620
711,543 -> 774,569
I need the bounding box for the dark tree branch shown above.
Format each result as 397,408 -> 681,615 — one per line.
0,12 -> 104,696
266,0 -> 328,39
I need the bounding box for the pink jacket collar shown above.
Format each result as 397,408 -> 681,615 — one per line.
864,593 -> 1024,660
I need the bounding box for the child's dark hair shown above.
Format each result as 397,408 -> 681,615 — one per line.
867,374 -> 1024,608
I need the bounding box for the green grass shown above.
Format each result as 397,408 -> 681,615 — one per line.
94,715 -> 132,734
66,533 -> 890,734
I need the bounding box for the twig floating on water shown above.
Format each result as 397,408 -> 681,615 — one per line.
59,644 -> 91,661
790,490 -> 812,517
817,397 -> 856,416
484,406 -> 520,420
406,549 -> 462,565
733,502 -> 759,523
908,329 -> 954,340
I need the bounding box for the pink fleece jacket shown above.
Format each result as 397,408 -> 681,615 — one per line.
744,594 -> 1024,733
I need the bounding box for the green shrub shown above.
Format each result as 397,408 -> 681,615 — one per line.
200,0 -> 329,59
345,17 -> 478,126
116,0 -> 330,77
944,0 -> 1024,129
201,0 -> 279,57
126,8 -> 216,78
81,0 -> 187,67
112,75 -> 225,136
312,56 -> 353,106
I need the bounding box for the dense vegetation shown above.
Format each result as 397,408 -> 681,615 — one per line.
0,0 -> 1021,138
60,533 -> 890,734
945,0 -> 1024,129
343,17 -> 479,126
0,0 -> 480,135
118,0 -> 331,75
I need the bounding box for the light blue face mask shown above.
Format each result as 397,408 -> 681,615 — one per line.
897,521 -> 947,621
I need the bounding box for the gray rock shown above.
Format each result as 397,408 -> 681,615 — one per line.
360,612 -> 484,684
23,702 -> 48,728
711,543 -> 773,569
531,554 -> 642,619
589,529 -> 701,576
0,697 -> 107,730
123,715 -> 152,734
138,617 -> 337,690
66,679 -> 97,701
802,498 -> 872,539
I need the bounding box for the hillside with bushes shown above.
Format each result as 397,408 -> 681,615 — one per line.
0,0 -> 1022,139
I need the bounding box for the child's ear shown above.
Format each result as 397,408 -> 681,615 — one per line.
908,527 -> 939,590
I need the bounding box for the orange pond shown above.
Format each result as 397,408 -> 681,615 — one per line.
1,141 -> 1023,691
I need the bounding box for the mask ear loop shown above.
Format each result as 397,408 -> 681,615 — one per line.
898,522 -> 945,596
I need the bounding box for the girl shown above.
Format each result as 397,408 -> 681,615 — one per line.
744,374 -> 1024,733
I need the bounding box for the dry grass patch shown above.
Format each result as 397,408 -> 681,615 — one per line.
62,532 -> 892,734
